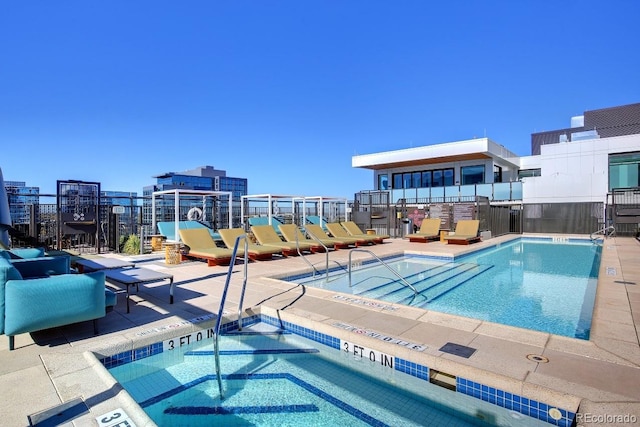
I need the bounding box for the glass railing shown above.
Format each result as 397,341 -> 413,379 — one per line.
391,182 -> 523,204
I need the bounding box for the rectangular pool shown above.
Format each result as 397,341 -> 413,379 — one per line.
288,238 -> 601,339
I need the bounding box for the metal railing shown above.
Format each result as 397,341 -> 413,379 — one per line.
348,249 -> 417,298
213,234 -> 249,400
590,225 -> 616,242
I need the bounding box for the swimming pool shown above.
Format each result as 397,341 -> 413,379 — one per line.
288,238 -> 601,339
105,319 -> 563,426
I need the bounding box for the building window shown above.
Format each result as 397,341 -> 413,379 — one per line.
403,173 -> 412,189
378,174 -> 388,190
518,169 -> 541,179
421,171 -> 432,187
494,165 -> 502,183
393,174 -> 403,189
461,165 -> 485,185
609,152 -> 640,190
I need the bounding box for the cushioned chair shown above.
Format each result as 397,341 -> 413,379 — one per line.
218,228 -> 283,261
178,229 -> 234,266
251,225 -> 322,255
157,221 -> 221,242
325,223 -> 373,246
0,255 -> 116,350
278,224 -> 332,252
340,221 -> 389,243
444,220 -> 481,245
406,218 -> 441,243
303,224 -> 355,249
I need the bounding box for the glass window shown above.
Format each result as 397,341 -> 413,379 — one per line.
461,165 -> 485,185
609,152 -> 640,190
412,172 -> 421,188
518,169 -> 541,179
444,168 -> 454,186
494,165 -> 502,183
421,171 -> 432,188
378,174 -> 389,190
403,173 -> 412,189
432,170 -> 443,187
392,174 -> 403,189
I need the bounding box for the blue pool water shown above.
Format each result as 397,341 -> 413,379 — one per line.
291,238 -> 601,339
107,321 -> 558,426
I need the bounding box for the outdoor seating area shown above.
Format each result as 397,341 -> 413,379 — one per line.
325,222 -> 376,246
278,223 -> 333,251
0,250 -> 116,350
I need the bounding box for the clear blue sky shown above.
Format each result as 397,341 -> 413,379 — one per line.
1,1 -> 639,198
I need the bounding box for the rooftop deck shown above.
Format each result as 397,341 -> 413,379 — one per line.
1,235 -> 639,426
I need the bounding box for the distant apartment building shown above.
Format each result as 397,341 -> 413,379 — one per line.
4,181 -> 39,225
142,165 -> 248,228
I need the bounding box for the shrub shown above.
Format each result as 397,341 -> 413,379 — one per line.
122,234 -> 141,255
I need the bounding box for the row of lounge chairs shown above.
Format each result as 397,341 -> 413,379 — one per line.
406,219 -> 481,245
176,221 -> 389,266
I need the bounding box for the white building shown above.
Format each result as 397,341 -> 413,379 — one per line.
353,103 -> 640,206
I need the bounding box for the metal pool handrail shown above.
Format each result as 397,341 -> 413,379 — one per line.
297,226 -> 330,279
590,225 -> 615,241
347,249 -> 417,297
213,234 -> 249,400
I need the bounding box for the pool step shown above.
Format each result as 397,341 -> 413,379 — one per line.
354,263 -> 477,304
354,262 -> 488,305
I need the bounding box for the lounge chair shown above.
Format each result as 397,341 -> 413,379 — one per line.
178,229 -> 234,266
341,221 -> 389,243
303,224 -> 355,249
158,221 -> 221,242
444,220 -> 481,245
324,223 -> 372,246
218,228 -> 283,261
406,218 -> 441,243
251,225 -> 322,255
278,224 -> 332,252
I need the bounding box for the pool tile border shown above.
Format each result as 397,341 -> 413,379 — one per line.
99,313 -> 575,426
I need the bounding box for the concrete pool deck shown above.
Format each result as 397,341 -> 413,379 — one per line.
0,234 -> 638,426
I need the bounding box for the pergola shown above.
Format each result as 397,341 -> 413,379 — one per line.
152,189 -> 233,243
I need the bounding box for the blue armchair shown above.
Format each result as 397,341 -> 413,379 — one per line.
0,255 -> 117,350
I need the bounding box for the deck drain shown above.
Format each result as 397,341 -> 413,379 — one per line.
439,342 -> 476,358
526,354 -> 549,363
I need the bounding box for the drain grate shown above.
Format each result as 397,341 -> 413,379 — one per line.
28,397 -> 88,426
526,354 -> 549,363
439,342 -> 476,358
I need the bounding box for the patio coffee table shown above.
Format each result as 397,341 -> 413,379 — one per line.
75,258 -> 134,273
104,267 -> 174,313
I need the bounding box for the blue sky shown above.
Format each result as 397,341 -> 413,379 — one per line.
1,1 -> 639,198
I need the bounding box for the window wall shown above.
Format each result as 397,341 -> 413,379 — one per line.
609,152 -> 640,190
461,165 -> 485,185
391,168 -> 454,189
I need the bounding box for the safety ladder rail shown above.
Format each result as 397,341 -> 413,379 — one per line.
590,225 -> 615,241
213,234 -> 249,400
348,249 -> 417,297
296,226 -> 330,279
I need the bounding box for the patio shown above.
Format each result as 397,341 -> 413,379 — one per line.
0,235 -> 639,426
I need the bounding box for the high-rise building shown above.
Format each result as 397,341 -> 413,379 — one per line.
142,165 -> 248,228
4,181 -> 39,225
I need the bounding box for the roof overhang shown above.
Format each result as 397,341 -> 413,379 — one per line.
352,138 -> 520,170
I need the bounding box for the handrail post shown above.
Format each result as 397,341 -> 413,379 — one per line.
213,233 -> 248,400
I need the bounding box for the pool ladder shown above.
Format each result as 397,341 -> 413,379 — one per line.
590,225 -> 615,242
213,234 -> 249,400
